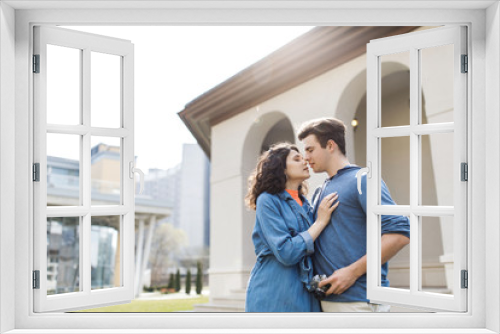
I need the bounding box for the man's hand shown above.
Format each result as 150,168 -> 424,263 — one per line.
316,234 -> 409,297
318,266 -> 359,296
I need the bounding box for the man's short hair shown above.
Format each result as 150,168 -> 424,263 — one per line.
298,117 -> 347,155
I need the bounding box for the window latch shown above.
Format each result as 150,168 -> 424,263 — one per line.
129,162 -> 144,195
355,162 -> 372,195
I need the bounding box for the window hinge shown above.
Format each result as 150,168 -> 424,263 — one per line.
461,270 -> 468,289
33,54 -> 40,73
33,163 -> 40,182
461,162 -> 468,181
461,54 -> 468,73
33,270 -> 40,289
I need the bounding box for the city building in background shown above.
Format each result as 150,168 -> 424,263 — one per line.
139,144 -> 210,286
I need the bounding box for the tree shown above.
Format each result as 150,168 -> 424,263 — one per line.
175,269 -> 181,292
196,261 -> 203,295
148,222 -> 187,287
167,273 -> 174,289
185,269 -> 191,295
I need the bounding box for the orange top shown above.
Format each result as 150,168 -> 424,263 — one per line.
286,189 -> 303,206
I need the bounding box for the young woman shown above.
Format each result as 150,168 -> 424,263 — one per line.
244,142 -> 339,312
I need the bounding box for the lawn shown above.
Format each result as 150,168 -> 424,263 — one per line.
75,295 -> 209,313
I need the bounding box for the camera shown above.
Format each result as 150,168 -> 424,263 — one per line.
308,274 -> 331,300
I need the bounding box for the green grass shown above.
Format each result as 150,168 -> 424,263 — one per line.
75,295 -> 209,313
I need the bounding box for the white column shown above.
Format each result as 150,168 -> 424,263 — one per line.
134,217 -> 145,297
137,215 -> 156,295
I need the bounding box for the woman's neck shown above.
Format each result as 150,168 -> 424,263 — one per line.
285,181 -> 301,190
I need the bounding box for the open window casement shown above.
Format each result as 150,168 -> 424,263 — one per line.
366,26 -> 467,312
33,26 -> 137,312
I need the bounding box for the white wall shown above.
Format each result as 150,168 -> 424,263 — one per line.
0,2 -> 16,333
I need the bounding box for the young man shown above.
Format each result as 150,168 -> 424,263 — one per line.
298,117 -> 410,312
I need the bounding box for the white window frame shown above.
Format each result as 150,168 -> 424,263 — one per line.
366,26 -> 468,312
33,25 -> 136,312
0,2 -> 498,333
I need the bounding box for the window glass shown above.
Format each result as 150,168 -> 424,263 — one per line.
47,44 -> 81,125
47,133 -> 80,206
47,217 -> 80,295
91,216 -> 121,289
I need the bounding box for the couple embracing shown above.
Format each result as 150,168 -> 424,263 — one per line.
244,118 -> 410,313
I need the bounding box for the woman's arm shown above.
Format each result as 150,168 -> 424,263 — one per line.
256,192 -> 338,266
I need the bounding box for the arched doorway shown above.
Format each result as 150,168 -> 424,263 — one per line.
240,112 -> 295,272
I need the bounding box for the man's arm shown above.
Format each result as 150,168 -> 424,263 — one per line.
319,233 -> 410,295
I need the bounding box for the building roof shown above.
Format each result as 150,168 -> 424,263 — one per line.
178,26 -> 417,158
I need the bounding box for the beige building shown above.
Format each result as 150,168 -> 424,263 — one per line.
180,26 -> 455,311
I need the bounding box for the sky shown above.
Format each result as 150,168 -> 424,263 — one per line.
55,26 -> 314,172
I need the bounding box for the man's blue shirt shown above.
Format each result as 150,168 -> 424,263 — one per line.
312,165 -> 410,303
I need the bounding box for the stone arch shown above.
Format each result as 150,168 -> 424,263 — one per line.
336,62 -> 411,162
240,112 -> 295,268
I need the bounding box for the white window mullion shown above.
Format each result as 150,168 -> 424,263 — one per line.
81,47 -> 92,296
366,41 -> 380,297
453,26 -> 468,305
121,44 -> 135,294
45,125 -> 130,137
33,27 -> 49,308
409,46 -> 420,295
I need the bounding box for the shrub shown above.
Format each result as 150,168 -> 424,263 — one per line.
167,273 -> 174,289
185,269 -> 192,295
196,261 -> 203,295
175,269 -> 181,292
143,286 -> 155,292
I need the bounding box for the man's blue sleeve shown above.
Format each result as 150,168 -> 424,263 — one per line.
358,174 -> 410,239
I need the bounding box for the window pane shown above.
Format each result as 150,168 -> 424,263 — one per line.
91,216 -> 121,289
381,136 -> 409,206
47,217 -> 80,295
47,44 -> 80,125
47,133 -> 80,206
91,52 -> 121,128
91,137 -> 121,205
420,44 -> 454,124
383,215 -> 410,291
380,51 -> 410,128
420,133 -> 454,206
420,216 -> 453,295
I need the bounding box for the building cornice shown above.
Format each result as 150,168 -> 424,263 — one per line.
178,26 -> 417,157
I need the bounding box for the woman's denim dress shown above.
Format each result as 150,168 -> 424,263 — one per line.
245,191 -> 321,312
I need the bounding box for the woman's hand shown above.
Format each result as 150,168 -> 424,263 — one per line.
307,192 -> 339,242
317,192 -> 339,225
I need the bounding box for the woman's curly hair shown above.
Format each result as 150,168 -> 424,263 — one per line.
245,142 -> 308,210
